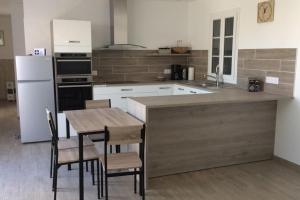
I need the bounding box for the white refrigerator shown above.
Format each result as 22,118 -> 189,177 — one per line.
15,56 -> 55,143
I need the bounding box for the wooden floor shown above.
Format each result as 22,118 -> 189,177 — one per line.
1,101 -> 300,200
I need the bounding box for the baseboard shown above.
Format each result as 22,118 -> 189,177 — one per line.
273,156 -> 300,171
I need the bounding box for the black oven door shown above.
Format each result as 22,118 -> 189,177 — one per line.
56,58 -> 92,76
57,83 -> 92,112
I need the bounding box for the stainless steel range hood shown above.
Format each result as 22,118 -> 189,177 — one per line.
105,0 -> 146,50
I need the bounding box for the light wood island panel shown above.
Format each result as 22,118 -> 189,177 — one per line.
128,99 -> 277,181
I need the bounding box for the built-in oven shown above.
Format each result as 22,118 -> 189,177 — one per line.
54,53 -> 92,77
54,53 -> 94,112
57,82 -> 92,112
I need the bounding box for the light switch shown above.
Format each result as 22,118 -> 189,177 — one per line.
266,76 -> 279,85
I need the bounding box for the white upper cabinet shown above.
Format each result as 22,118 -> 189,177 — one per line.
52,19 -> 92,53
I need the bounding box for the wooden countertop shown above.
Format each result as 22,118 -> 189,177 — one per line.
129,87 -> 291,109
64,108 -> 143,134
92,80 -> 291,108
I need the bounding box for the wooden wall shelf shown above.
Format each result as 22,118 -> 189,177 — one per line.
146,53 -> 191,57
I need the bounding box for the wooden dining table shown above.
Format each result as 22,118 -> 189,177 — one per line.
64,107 -> 143,200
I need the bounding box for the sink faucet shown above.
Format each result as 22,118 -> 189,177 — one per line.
205,65 -> 223,88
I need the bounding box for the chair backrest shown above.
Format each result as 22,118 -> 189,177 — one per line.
104,125 -> 145,145
85,99 -> 111,109
103,124 -> 146,172
45,108 -> 57,141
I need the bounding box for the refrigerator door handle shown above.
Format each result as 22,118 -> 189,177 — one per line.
18,80 -> 51,83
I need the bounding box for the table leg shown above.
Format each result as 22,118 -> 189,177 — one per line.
66,118 -> 71,170
66,118 -> 70,138
116,145 -> 121,153
79,134 -> 84,200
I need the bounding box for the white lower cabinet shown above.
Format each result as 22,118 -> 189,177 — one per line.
94,93 -> 127,111
57,113 -> 77,138
94,91 -> 157,112
93,84 -> 211,111
93,85 -> 159,112
57,84 -> 211,137
157,85 -> 173,96
174,85 -> 189,95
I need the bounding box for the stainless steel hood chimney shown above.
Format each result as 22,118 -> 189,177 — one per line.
106,0 -> 146,50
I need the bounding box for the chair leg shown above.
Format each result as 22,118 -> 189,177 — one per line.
141,167 -> 145,200
91,160 -> 95,185
53,162 -> 58,200
97,160 -> 100,199
52,155 -> 56,191
116,145 -> 121,153
50,146 -> 53,178
139,169 -> 142,196
134,168 -> 137,194
101,163 -> 103,198
86,161 -> 89,172
105,170 -> 108,200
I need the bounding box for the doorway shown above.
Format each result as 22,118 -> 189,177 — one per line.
0,15 -> 15,104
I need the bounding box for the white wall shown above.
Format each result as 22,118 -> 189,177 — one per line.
128,0 -> 188,49
188,0 -> 300,165
188,0 -> 300,49
22,0 -> 111,54
275,50 -> 300,164
22,0 -> 189,54
9,0 -> 26,56
0,0 -> 11,14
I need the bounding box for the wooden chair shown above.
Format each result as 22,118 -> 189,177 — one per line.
85,99 -> 111,142
46,109 -> 101,200
100,124 -> 146,200
85,99 -> 119,153
47,110 -> 94,179
85,99 -> 111,110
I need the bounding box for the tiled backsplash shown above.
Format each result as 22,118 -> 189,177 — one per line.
0,59 -> 15,100
188,50 -> 208,80
92,50 -> 208,82
93,49 -> 296,96
237,49 -> 297,96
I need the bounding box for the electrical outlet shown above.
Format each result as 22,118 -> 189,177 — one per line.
164,69 -> 171,74
265,76 -> 279,85
92,70 -> 98,76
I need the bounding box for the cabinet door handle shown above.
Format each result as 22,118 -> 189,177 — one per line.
121,89 -> 133,91
58,84 -> 91,88
67,40 -> 80,43
159,87 -> 171,89
190,91 -> 197,94
121,97 -> 128,99
56,59 -> 91,62
178,88 -> 184,91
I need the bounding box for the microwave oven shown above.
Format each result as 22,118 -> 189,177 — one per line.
54,53 -> 92,77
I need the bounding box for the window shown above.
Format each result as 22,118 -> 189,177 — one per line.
208,10 -> 238,84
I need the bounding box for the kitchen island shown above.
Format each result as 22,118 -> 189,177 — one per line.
127,86 -> 288,183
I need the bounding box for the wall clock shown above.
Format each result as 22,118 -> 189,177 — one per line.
257,0 -> 275,23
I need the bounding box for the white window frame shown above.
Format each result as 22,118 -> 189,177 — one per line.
208,9 -> 239,84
